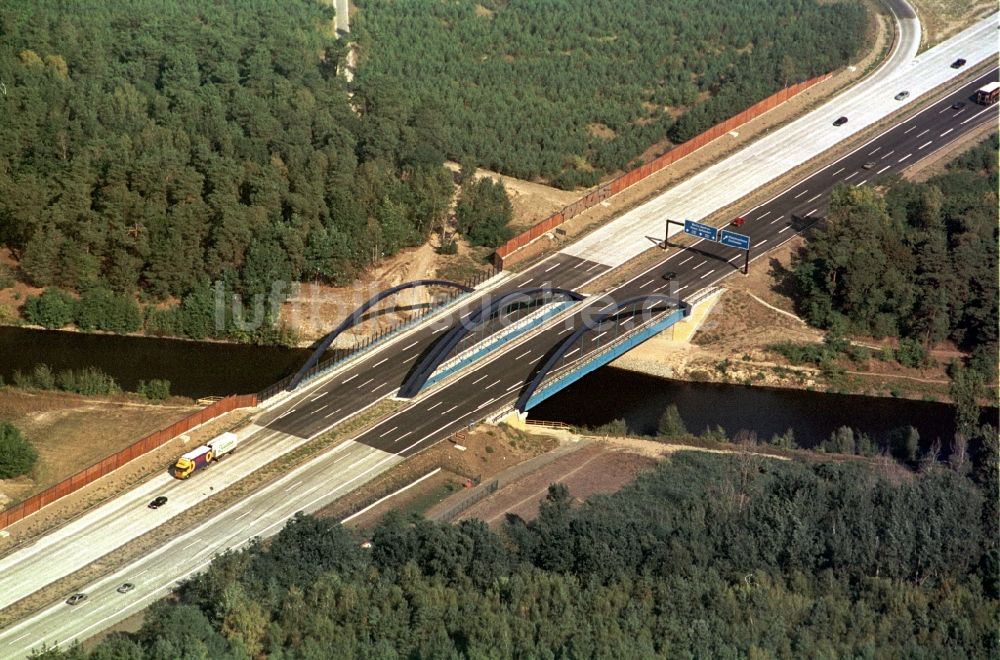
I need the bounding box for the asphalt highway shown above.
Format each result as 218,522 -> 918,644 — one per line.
0,20 -> 995,659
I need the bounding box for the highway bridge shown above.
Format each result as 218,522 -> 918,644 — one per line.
0,8 -> 997,656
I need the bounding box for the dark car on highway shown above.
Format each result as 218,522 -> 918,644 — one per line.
952,101 -> 966,110
951,58 -> 966,69
833,116 -> 848,126
148,495 -> 168,509
117,582 -> 135,594
662,271 -> 677,281
66,593 -> 87,606
894,91 -> 910,101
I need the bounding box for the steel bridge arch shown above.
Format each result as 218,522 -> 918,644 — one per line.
287,279 -> 473,391
515,294 -> 688,412
397,287 -> 585,398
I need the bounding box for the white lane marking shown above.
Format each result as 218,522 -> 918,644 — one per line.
593,331 -> 608,340
275,409 -> 293,419
472,373 -> 488,384
585,263 -> 600,272
300,484 -> 321,496
371,382 -> 386,392
544,262 -> 560,272
372,357 -> 389,367
284,480 -> 303,492
938,106 -> 949,114
807,193 -> 821,203
181,540 -> 199,551
940,128 -> 954,137
653,284 -> 667,292
694,260 -> 707,269
402,340 -> 419,351
962,106 -> 995,124
728,255 -> 742,263
9,632 -> 30,644
476,397 -> 498,410
341,374 -> 358,384
916,129 -> 930,138
356,378 -> 373,389
754,239 -> 768,248
676,285 -> 688,292
806,208 -> 818,217
134,569 -> 149,577
793,189 -> 808,198
639,279 -> 654,289
845,171 -> 858,180
877,165 -> 891,174
310,391 -> 327,401
427,401 -> 443,411
394,431 -> 412,443
379,426 -> 398,438
235,510 -> 252,520
880,150 -> 894,160
918,140 -> 933,149
315,404 -> 328,413
324,408 -> 342,418
506,382 -> 522,392
432,325 -> 449,334
903,125 -> 916,134
867,147 -> 880,155
559,326 -> 573,334
679,255 -> 694,265
854,179 -> 868,187
515,349 -> 531,359
898,153 -> 912,163
700,269 -> 716,279
565,347 -> 580,357
755,210 -> 771,220
770,216 -> 782,224
831,167 -> 844,176
520,278 -> 534,286
486,379 -> 502,389
778,226 -> 792,233
442,404 -> 459,415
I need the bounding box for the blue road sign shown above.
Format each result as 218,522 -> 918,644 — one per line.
720,230 -> 751,251
683,219 -> 718,241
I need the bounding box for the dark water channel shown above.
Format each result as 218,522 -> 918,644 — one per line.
3,327 -> 996,446
0,326 -> 310,398
530,367 -> 997,448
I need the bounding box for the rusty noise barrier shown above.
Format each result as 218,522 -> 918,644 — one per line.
0,393 -> 258,530
494,72 -> 832,267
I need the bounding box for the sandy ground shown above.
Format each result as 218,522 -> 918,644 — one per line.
314,424 -> 557,523
455,443 -> 656,526
0,390 -> 199,510
908,0 -> 997,49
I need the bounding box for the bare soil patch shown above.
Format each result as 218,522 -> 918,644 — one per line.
456,443 -> 655,526
314,423 -> 557,522
0,390 -> 199,509
908,0 -> 996,49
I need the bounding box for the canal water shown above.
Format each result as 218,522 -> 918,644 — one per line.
529,367 -> 997,448
0,326 -> 310,398
3,327 -> 994,446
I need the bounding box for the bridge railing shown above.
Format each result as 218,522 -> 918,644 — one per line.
258,267 -> 500,404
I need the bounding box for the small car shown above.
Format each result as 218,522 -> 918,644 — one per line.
117,582 -> 135,594
662,271 -> 677,281
66,593 -> 87,606
950,58 -> 966,69
951,101 -> 966,110
148,495 -> 168,509
833,116 -> 848,126
730,216 -> 746,227
862,161 -> 876,170
894,91 -> 910,101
